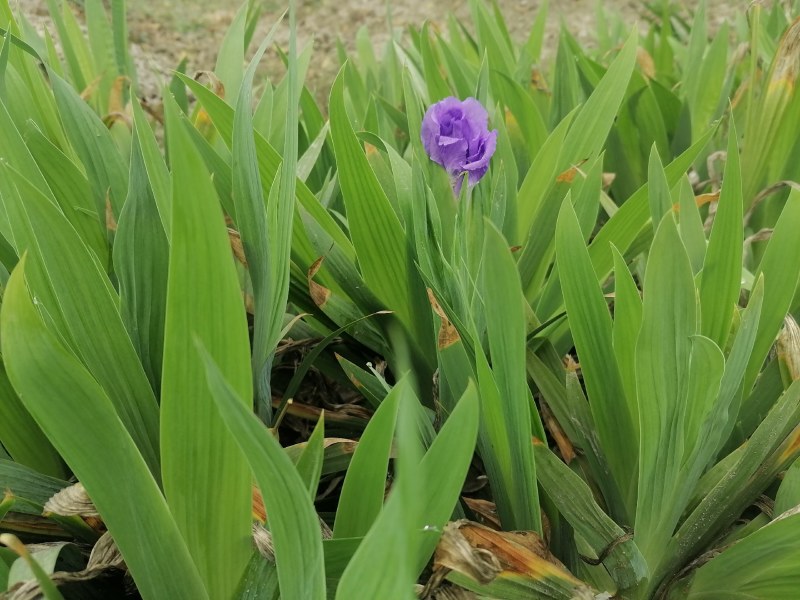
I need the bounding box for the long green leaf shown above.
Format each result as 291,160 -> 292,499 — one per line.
1,257 -> 206,600
698,117 -> 743,348
556,201 -> 637,516
333,386 -> 399,538
231,17 -> 283,418
295,415 -> 325,497
745,189 -> 800,393
561,30 -> 638,166
130,98 -> 171,235
534,441 -> 647,590
634,214 -> 708,566
114,125 -> 168,393
687,513 -> 800,599
23,125 -> 108,266
48,70 -> 128,219
160,95 -> 252,599
612,246 -> 642,435
0,363 -> 64,477
1,165 -> 160,475
266,0 -> 302,420
335,379 -> 419,600
199,345 -> 327,600
0,459 -> 67,514
480,221 -> 541,532
414,382 -> 479,571
329,65 -> 420,339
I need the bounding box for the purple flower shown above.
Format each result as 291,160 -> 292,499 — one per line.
421,96 -> 498,193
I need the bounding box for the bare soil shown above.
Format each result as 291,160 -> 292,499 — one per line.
18,0 -> 748,101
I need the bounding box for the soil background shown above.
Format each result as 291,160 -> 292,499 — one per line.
18,0 -> 749,101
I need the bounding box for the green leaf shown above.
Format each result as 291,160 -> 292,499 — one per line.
177,73 -> 352,277
335,378 -> 419,600
199,344 -> 327,600
551,32 -> 582,127
745,189 -> 800,393
295,415 -> 325,497
333,386 -> 399,538
214,2 -> 247,106
687,513 -> 800,599
647,145 -> 672,231
1,165 -> 160,476
479,221 -> 542,532
775,458 -> 800,516
131,98 -> 171,236
48,70 -> 129,220
414,382 -> 479,571
515,109 -> 574,244
556,201 -> 637,515
0,362 -> 64,478
677,175 -> 707,275
660,360 -> 800,591
231,18 -> 284,418
1,257 -> 206,600
537,126 -> 717,320
336,381 -> 479,597
329,66 -> 420,338
23,125 -> 108,266
110,0 -> 132,86
698,117 -> 743,349
266,0 -> 301,419
561,30 -> 638,165
685,23 -> 729,139
114,125 -> 169,393
42,0 -> 88,90
612,246 -> 642,436
584,128 -> 717,296
634,214 -> 707,566
0,459 -> 67,514
534,442 -> 648,590
84,0 -> 115,107
706,277 -> 764,460
234,552 -> 279,600
161,94 -> 252,599
420,22 -> 451,102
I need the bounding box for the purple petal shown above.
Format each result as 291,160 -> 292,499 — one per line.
440,137 -> 469,174
466,166 -> 489,186
421,110 -> 444,165
460,97 -> 489,132
463,129 -> 498,173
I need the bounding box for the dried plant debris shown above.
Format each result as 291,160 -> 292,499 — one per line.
426,520 -> 603,599
43,483 -> 99,518
4,533 -> 127,599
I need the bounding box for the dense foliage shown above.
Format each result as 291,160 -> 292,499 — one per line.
1,0 -> 800,598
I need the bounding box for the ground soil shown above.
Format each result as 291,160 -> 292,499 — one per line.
18,0 -> 750,103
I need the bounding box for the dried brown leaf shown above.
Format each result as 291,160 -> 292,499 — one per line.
556,159 -> 589,184
540,402 -> 577,463
777,315 -> 800,381
105,193 -> 117,233
229,227 -> 248,268
427,288 -> 460,349
308,257 -> 332,308
462,497 -> 501,530
433,521 -> 502,585
636,47 -> 656,79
